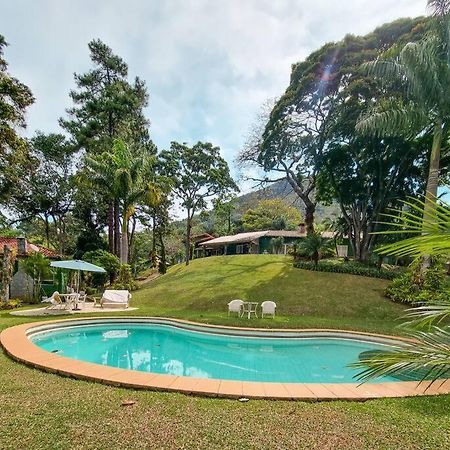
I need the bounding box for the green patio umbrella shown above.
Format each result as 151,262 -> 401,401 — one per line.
50,260 -> 106,294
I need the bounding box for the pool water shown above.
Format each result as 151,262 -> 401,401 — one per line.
32,323 -> 401,384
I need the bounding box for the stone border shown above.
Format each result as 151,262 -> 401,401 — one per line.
1,317 -> 449,401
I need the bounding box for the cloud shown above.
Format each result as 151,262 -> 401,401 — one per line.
2,0 -> 426,184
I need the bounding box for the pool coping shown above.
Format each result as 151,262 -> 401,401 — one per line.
1,317 -> 449,401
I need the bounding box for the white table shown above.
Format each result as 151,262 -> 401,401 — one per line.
59,293 -> 80,310
241,302 -> 259,319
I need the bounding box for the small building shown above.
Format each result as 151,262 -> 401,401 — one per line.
0,237 -> 59,300
198,226 -> 333,256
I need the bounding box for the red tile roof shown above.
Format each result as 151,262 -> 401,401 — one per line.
0,237 -> 59,259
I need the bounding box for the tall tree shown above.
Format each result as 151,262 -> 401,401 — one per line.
86,139 -> 160,263
160,142 -> 238,265
242,199 -> 302,232
0,35 -> 34,202
61,39 -> 152,254
357,1 -> 450,225
7,132 -> 76,254
249,18 -> 428,259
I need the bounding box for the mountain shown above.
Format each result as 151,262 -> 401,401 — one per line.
235,180 -> 340,224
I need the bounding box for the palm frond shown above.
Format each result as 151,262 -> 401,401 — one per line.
403,301 -> 450,327
351,327 -> 450,384
374,198 -> 450,258
356,100 -> 427,137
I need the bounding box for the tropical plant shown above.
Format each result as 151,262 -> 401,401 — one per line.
111,264 -> 138,291
270,237 -> 285,254
85,139 -> 160,263
353,197 -> 450,384
356,1 -> 450,222
21,252 -> 51,302
296,233 -> 333,266
83,249 -> 121,286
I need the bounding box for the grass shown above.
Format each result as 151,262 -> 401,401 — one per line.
130,255 -> 404,334
1,255 -> 449,449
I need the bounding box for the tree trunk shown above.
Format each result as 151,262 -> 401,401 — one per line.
185,212 -> 192,266
128,216 -> 136,263
114,199 -> 121,258
120,216 -> 128,264
44,214 -> 50,248
304,202 -> 315,235
158,229 -> 167,274
422,118 -> 443,270
108,202 -> 114,254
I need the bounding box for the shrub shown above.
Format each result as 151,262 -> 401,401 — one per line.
111,264 -> 138,291
83,250 -> 121,288
385,260 -> 448,304
0,298 -> 22,310
295,234 -> 334,265
293,260 -> 399,280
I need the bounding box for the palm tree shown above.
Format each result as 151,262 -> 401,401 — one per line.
356,1 -> 450,222
86,140 -> 160,264
352,198 -> 450,384
297,232 -> 333,266
111,140 -> 160,263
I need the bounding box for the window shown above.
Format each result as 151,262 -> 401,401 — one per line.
236,244 -> 244,254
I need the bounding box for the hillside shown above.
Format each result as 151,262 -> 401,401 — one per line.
133,255 -> 405,334
235,180 -> 341,223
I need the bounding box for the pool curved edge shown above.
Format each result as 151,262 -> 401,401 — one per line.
1,317 -> 450,401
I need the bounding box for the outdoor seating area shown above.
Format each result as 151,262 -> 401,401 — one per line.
227,299 -> 277,318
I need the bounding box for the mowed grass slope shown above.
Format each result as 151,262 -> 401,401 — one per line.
1,255 -> 450,449
132,255 -> 405,334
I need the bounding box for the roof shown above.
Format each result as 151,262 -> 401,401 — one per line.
199,229 -> 336,247
190,233 -> 215,244
0,237 -> 59,258
199,230 -> 307,247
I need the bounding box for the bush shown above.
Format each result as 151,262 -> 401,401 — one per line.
111,264 -> 138,291
385,260 -> 448,304
83,250 -> 121,288
0,299 -> 22,310
293,259 -> 399,280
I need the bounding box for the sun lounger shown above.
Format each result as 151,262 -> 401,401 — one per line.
100,290 -> 131,308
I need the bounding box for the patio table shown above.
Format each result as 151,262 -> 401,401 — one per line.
241,301 -> 259,319
59,293 -> 80,311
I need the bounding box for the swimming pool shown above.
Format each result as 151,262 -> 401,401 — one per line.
3,318 -> 448,400
30,320 -> 403,384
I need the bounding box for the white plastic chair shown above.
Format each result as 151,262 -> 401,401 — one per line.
43,291 -> 64,310
261,301 -> 277,318
78,291 -> 87,309
227,299 -> 244,316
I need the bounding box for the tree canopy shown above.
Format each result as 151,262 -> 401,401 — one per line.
242,199 -> 302,232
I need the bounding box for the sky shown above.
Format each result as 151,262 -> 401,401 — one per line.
1,0 -> 427,190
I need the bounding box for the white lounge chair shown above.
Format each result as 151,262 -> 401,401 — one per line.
42,291 -> 64,310
228,299 -> 244,316
261,301 -> 276,318
100,290 -> 131,308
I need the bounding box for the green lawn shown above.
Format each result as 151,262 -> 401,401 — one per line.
1,255 -> 449,449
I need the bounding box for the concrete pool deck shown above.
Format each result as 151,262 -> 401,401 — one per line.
1,317 -> 449,401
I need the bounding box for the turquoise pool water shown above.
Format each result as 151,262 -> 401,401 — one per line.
31,323 -> 401,383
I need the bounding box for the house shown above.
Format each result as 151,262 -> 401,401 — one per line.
0,237 -> 59,300
190,233 -> 215,259
198,224 -> 334,256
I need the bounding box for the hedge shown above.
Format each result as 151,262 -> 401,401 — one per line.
293,260 -> 399,280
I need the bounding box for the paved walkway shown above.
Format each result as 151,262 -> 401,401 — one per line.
11,304 -> 137,317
